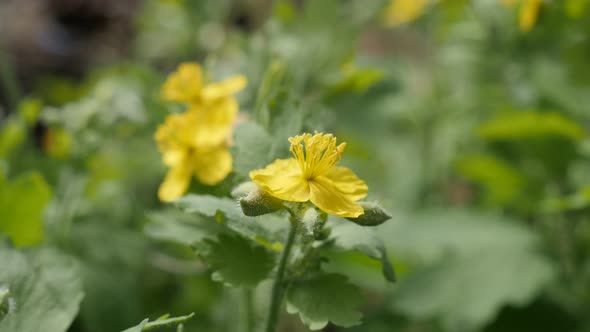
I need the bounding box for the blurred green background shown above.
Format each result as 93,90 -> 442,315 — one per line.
1,0 -> 590,331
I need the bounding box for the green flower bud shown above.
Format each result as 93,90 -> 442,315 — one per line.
231,181 -> 258,199
346,202 -> 391,226
238,185 -> 284,216
301,207 -> 327,238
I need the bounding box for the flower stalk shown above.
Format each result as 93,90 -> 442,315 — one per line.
264,217 -> 298,332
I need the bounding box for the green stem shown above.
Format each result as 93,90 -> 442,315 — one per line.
240,288 -> 253,332
264,220 -> 297,332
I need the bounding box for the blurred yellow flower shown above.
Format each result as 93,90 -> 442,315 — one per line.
501,0 -> 542,32
161,62 -> 247,105
250,133 -> 368,218
155,110 -> 232,202
519,0 -> 542,32
383,0 -> 429,27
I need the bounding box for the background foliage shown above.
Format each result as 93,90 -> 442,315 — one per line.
1,0 -> 590,331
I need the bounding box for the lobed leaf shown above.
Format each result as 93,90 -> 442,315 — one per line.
286,273 -> 363,330
195,234 -> 275,288
0,248 -> 84,332
0,172 -> 52,247
329,221 -> 396,282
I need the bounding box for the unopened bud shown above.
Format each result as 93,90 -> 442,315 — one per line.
301,207 -> 327,238
346,202 -> 391,226
238,185 -> 284,216
231,181 -> 258,199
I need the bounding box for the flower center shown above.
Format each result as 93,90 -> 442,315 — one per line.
289,133 -> 346,180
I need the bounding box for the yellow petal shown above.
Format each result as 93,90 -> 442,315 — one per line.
319,166 -> 368,201
187,98 -> 238,146
309,176 -> 365,218
201,75 -> 247,102
193,146 -> 233,185
383,0 -> 429,27
158,163 -> 192,202
161,63 -> 203,103
250,158 -> 310,202
161,148 -> 187,167
155,112 -> 191,158
519,0 -> 541,32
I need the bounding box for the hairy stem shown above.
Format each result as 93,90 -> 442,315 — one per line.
264,220 -> 297,332
240,288 -> 254,332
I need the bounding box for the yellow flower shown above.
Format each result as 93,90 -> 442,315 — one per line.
250,133 -> 368,218
383,0 -> 429,27
501,0 -> 542,32
156,110 -> 232,202
519,0 -> 542,32
161,62 -> 247,105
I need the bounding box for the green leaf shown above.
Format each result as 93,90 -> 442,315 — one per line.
455,154 -> 525,205
174,194 -> 286,249
476,111 -> 586,141
0,118 -> 25,157
392,250 -> 554,331
69,221 -> 146,332
383,210 -> 555,330
286,273 -> 363,330
144,210 -> 224,246
121,319 -> 148,332
329,221 -> 396,282
196,234 -> 275,288
231,122 -> 274,178
121,313 -> 195,332
0,248 -> 84,332
0,172 -> 52,247
544,185 -> 590,212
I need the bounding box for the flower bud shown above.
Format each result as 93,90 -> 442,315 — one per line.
238,185 -> 284,216
231,181 -> 258,199
346,202 -> 391,226
301,207 -> 327,238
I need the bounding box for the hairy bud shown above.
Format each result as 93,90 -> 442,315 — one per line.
346,202 -> 391,226
237,184 -> 284,216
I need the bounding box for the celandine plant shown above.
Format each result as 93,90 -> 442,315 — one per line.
160,131 -> 394,331
243,132 -> 393,331
152,62 -> 393,332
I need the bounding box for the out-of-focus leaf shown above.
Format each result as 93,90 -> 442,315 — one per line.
477,111 -> 586,141
0,118 -> 25,158
231,122 -> 274,178
329,221 -> 396,283
195,234 -> 275,288
382,210 -> 554,330
565,0 -> 590,17
533,60 -> 590,118
0,172 -> 52,247
17,98 -> 42,126
144,210 -> 224,246
0,248 -> 84,332
121,313 -> 195,332
174,194 -> 286,247
543,185 -> 590,212
286,273 -> 363,330
392,249 -> 554,331
456,154 -> 524,205
43,127 -> 73,160
328,63 -> 384,95
70,222 -> 146,332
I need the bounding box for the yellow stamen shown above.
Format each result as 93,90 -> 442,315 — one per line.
288,132 -> 346,180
